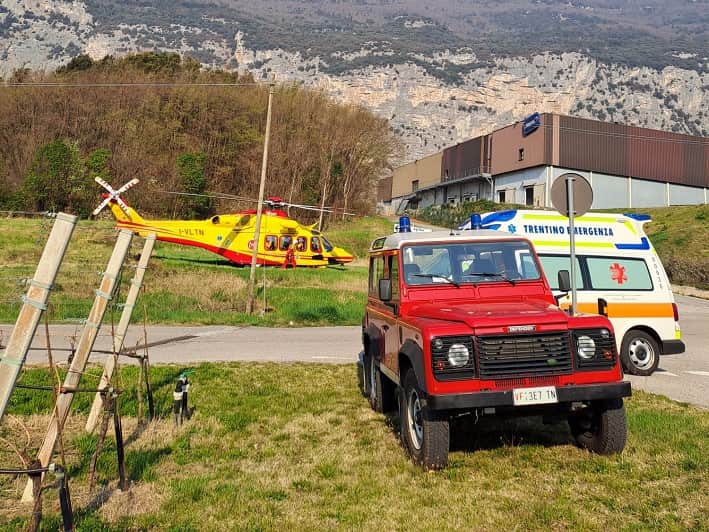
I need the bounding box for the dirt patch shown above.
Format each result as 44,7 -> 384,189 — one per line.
99,481 -> 164,523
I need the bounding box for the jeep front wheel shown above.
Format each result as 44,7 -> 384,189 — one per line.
400,369 -> 449,469
568,399 -> 627,455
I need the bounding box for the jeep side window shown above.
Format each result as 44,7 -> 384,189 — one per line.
388,255 -> 400,300
369,256 -> 385,296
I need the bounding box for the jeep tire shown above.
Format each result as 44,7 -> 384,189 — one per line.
400,369 -> 449,469
620,329 -> 660,376
369,355 -> 384,412
568,398 -> 627,455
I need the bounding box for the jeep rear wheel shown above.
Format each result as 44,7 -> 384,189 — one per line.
621,329 -> 660,376
568,399 -> 627,455
400,369 -> 449,469
369,355 -> 384,412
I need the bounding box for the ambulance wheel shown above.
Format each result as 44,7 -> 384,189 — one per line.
568,399 -> 627,455
400,369 -> 449,470
621,330 -> 660,376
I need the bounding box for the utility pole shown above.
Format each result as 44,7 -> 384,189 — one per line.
246,78 -> 275,314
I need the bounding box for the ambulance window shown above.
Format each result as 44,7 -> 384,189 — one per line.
280,235 -> 293,251
322,237 -> 334,252
311,237 -> 322,252
369,256 -> 385,295
264,235 -> 277,251
538,255 -> 584,290
586,257 -> 653,291
295,236 -> 307,252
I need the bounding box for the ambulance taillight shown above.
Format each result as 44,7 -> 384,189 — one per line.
672,303 -> 679,322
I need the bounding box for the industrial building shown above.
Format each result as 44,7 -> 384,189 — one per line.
386,113 -> 709,211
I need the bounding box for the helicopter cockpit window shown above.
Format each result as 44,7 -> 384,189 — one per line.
280,235 -> 293,251
322,237 -> 334,252
295,236 -> 307,252
264,235 -> 277,251
311,237 -> 322,253
211,216 -> 220,224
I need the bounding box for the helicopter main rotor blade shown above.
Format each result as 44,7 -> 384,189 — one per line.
117,178 -> 140,195
92,196 -> 112,216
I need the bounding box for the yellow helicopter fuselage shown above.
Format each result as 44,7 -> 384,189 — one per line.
107,202 -> 354,267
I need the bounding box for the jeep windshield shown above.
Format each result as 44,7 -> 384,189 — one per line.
401,240 -> 542,286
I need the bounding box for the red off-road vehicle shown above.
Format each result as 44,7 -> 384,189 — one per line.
361,219 -> 631,469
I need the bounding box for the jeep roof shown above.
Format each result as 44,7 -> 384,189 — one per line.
369,230 -> 526,253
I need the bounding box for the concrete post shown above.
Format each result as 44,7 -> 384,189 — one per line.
22,229 -> 133,502
0,213 -> 77,423
85,234 -> 156,433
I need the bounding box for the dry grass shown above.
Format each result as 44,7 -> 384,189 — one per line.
0,217 -> 371,325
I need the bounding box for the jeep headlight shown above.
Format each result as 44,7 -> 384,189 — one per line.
577,335 -> 596,359
448,343 -> 470,367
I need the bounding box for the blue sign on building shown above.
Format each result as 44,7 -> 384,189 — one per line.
522,112 -> 541,137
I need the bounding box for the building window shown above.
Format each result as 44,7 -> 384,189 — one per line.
412,179 -> 419,192
498,190 -> 505,203
525,186 -> 534,206
518,148 -> 525,161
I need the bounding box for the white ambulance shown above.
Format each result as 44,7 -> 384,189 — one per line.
460,209 -> 685,376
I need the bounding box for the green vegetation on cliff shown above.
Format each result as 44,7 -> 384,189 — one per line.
0,52 -> 399,221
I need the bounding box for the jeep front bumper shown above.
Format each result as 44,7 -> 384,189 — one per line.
427,381 -> 631,411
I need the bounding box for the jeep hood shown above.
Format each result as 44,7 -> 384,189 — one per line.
407,299 -> 568,329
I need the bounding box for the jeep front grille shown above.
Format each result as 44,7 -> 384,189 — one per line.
477,332 -> 572,379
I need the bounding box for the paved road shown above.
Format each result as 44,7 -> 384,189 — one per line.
624,294 -> 709,409
2,294 -> 707,408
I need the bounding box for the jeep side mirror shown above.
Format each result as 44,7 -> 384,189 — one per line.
379,278 -> 392,302
554,270 -> 571,305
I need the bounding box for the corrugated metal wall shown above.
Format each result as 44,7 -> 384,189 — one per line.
390,113 -> 708,202
557,116 -> 709,187
441,136 -> 485,181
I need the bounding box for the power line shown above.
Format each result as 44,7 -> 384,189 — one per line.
1,82 -> 266,88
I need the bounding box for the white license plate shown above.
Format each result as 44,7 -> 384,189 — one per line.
512,386 -> 558,406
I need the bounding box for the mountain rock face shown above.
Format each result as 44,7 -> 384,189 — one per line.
2,0 -> 707,163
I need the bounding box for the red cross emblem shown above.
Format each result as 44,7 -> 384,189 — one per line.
609,263 -> 627,285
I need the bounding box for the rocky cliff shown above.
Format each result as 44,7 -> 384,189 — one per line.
2,0 -> 707,163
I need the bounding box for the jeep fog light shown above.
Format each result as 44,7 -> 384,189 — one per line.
577,335 -> 596,359
448,344 -> 469,367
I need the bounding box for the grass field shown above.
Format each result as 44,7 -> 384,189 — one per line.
0,216 -> 393,326
0,363 -> 707,530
